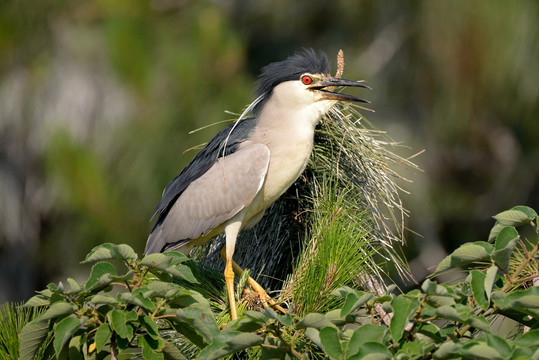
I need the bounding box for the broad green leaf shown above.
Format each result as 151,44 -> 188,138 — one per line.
304,327 -> 323,350
68,335 -> 84,360
197,332 -> 262,360
340,291 -> 373,317
488,222 -> 506,243
347,324 -> 386,355
162,340 -> 188,360
491,226 -> 520,272
53,316 -> 86,357
168,306 -> 219,348
433,342 -> 460,359
433,242 -> 492,275
320,326 -> 342,360
107,309 -> 137,340
435,305 -> 490,332
19,320 -> 49,360
347,342 -> 392,360
90,294 -> 118,305
224,311 -> 266,333
493,208 -> 534,226
138,334 -> 165,360
484,333 -> 512,359
95,323 -> 112,352
484,265 -> 498,303
82,243 -> 137,263
120,290 -> 156,312
84,262 -> 116,291
389,295 -> 419,342
514,328 -> 539,347
395,339 -> 436,359
24,294 -> 51,307
140,315 -> 160,339
493,286 -> 539,322
296,312 -> 336,330
66,278 -> 82,294
37,301 -> 78,322
141,253 -> 198,283
470,270 -> 489,310
459,342 -> 502,360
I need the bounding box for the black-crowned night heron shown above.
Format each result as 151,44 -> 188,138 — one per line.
145,49 -> 369,319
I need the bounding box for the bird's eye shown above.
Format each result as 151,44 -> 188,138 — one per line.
301,75 -> 313,85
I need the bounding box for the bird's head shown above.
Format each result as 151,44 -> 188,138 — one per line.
253,49 -> 370,116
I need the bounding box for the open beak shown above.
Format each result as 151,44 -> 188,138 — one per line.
310,77 -> 371,103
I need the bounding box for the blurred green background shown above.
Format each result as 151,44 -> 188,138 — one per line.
1,0 -> 538,303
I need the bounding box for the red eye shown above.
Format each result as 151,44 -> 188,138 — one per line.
301,75 -> 313,85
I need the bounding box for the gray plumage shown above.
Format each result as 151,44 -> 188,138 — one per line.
146,118 -> 257,253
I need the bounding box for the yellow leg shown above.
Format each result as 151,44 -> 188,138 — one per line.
220,247 -> 287,315
224,256 -> 238,320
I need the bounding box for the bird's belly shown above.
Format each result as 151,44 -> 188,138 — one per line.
247,141 -> 313,218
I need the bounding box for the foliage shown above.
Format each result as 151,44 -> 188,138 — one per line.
16,205 -> 538,359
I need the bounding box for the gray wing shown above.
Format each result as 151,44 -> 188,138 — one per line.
145,143 -> 270,254
151,118 -> 256,221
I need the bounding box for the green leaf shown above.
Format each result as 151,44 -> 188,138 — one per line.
82,243 -> 138,263
197,332 -> 262,360
514,328 -> 539,347
389,295 -> 419,342
37,301 -> 78,322
224,311 -> 266,333
433,342 -> 460,359
460,342 -> 502,360
433,242 -> 492,275
488,222 -> 506,243
90,294 -> 118,305
141,253 -> 198,283
347,324 -> 387,355
484,265 -> 498,303
435,305 -> 490,332
347,342 -> 392,360
138,334 -> 165,360
120,289 -> 157,312
320,326 -> 342,360
340,291 -> 373,317
484,333 -> 512,359
24,294 -> 51,307
296,313 -> 336,330
53,316 -> 86,357
68,335 -> 84,360
493,208 -> 534,226
66,278 -> 82,294
471,270 -> 489,310
95,323 -> 112,352
84,261 -> 116,291
493,286 -> 539,323
491,226 -> 520,273
169,306 -> 219,348
107,309 -> 137,340
140,315 -> 160,339
162,340 -> 188,360
304,327 -> 322,350
19,320 -> 49,360
395,339 -> 436,359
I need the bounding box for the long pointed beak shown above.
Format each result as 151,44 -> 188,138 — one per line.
310,77 -> 371,103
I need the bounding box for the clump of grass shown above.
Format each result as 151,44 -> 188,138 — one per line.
281,176 -> 375,315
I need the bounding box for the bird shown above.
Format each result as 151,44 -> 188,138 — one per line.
145,49 -> 369,319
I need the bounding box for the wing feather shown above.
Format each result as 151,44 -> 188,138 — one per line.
145,143 -> 270,253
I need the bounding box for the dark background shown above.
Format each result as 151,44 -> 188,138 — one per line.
1,0 -> 538,302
